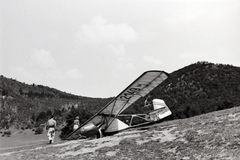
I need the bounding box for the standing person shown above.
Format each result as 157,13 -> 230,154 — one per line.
46,115 -> 56,144
73,116 -> 80,130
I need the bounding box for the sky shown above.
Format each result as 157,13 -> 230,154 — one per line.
1,0 -> 240,98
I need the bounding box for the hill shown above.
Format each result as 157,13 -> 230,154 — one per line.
123,61 -> 240,119
1,105 -> 240,159
161,61 -> 240,118
1,61 -> 240,131
0,76 -> 112,129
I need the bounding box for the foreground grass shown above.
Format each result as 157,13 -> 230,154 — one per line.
1,106 -> 240,160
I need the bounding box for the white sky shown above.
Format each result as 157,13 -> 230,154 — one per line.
1,0 -> 240,98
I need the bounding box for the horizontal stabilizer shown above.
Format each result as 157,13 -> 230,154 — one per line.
152,99 -> 167,110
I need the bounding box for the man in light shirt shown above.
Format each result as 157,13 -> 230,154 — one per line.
46,115 -> 56,144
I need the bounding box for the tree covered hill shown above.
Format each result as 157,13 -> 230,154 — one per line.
162,61 -> 240,119
1,61 -> 240,129
123,61 -> 240,120
0,76 -> 112,128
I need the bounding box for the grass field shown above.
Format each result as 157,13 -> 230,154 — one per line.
0,128 -> 61,149
1,106 -> 240,160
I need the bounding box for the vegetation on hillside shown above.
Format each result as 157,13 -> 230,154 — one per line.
123,61 -> 240,120
1,61 -> 240,136
0,76 -> 112,129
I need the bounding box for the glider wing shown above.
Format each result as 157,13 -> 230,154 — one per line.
98,70 -> 168,116
65,70 -> 168,139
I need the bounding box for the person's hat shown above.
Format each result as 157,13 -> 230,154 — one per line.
75,116 -> 79,119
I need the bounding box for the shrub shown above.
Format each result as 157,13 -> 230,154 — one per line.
26,122 -> 33,129
15,124 -> 20,129
4,130 -> 11,137
40,124 -> 45,128
35,127 -> 44,134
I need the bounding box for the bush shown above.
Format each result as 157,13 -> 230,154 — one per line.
40,124 -> 45,128
15,124 -> 20,129
60,125 -> 71,140
35,127 -> 44,134
26,123 -> 33,129
4,130 -> 11,137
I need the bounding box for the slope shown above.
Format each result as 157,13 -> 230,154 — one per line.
1,105 -> 240,159
123,61 -> 240,120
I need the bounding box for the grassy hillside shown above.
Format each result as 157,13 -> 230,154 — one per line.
1,105 -> 240,159
1,61 -> 240,131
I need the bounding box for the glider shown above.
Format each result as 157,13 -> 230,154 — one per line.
65,70 -> 171,140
